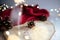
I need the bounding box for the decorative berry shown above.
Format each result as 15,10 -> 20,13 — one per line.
0,16 -> 12,32
28,21 -> 35,28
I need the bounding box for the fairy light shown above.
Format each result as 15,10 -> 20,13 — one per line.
4,7 -> 6,10
18,31 -> 21,36
2,9 -> 5,11
5,31 -> 10,35
31,4 -> 34,6
56,10 -> 59,13
50,9 -> 53,12
24,35 -> 30,40
18,12 -> 22,16
15,4 -> 19,6
37,6 -> 39,8
24,4 -> 28,6
6,5 -> 9,8
14,0 -> 25,4
55,9 -> 57,11
3,4 -> 5,6
20,5 -> 23,8
10,6 -> 13,8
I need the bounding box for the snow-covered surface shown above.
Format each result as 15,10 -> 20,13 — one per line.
4,21 -> 55,40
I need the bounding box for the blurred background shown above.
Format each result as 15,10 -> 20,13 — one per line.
0,0 -> 60,40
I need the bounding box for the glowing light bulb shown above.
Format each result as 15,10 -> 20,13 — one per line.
10,6 -> 13,8
3,4 -> 5,6
5,31 -> 10,35
55,9 -> 57,11
18,31 -> 21,36
37,6 -> 39,8
14,0 -> 25,4
4,7 -> 6,10
24,35 -> 30,40
6,5 -> 9,8
24,4 -> 28,6
2,9 -> 5,11
15,4 -> 18,6
50,9 -> 53,12
56,11 -> 59,13
31,4 -> 34,6
18,12 -> 22,16
20,5 -> 23,8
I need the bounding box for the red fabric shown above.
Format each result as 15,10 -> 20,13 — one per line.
20,5 -> 49,24
0,8 -> 12,20
0,5 -> 49,25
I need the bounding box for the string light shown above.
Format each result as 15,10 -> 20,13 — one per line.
18,31 -> 21,36
6,5 -> 9,8
10,6 -> 13,8
18,12 -> 22,16
31,4 -> 34,6
2,9 -> 4,11
37,6 -> 39,8
14,0 -> 25,4
24,4 -> 28,6
15,4 -> 18,6
56,10 -> 59,13
5,31 -> 10,35
50,9 -> 53,12
24,35 -> 30,40
55,9 -> 57,11
4,7 -> 6,10
3,4 -> 5,6
20,5 -> 23,8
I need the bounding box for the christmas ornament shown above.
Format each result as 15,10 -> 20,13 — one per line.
0,0 -> 55,40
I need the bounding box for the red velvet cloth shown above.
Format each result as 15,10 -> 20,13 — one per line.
0,8 -> 12,20
20,5 -> 49,24
0,5 -> 49,25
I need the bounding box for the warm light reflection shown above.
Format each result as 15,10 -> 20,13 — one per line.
14,0 -> 25,4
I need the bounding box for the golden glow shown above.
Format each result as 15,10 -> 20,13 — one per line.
5,31 -> 10,35
58,14 -> 60,16
24,35 -> 30,39
7,34 -> 20,40
14,0 -> 25,4
18,31 -> 21,35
